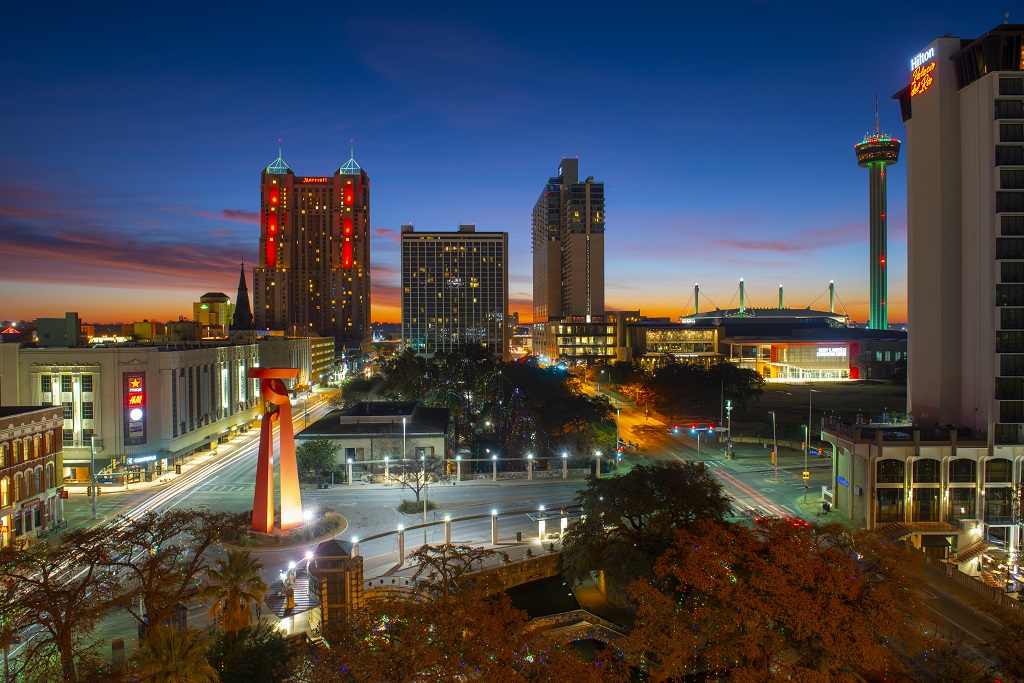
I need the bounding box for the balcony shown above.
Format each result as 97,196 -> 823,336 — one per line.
822,418 -> 987,446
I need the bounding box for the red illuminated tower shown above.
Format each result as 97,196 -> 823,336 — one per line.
254,144 -> 370,349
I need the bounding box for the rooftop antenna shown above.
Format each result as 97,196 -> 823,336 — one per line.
350,138 -> 355,159
874,92 -> 879,135
277,138 -> 282,158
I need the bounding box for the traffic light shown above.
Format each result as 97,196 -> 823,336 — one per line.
690,425 -> 696,434
96,487 -> 102,496
672,424 -> 680,434
801,441 -> 806,450
708,424 -> 715,433
771,451 -> 777,466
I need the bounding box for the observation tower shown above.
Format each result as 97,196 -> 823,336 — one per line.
855,103 -> 901,330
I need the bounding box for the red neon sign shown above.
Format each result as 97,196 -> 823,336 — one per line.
343,216 -> 353,236
269,187 -> 279,205
299,177 -> 330,184
125,375 -> 145,408
344,184 -> 354,206
267,214 -> 278,267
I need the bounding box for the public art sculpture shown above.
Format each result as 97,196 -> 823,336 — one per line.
249,368 -> 303,532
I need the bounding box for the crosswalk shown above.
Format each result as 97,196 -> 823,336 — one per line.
193,484 -> 253,493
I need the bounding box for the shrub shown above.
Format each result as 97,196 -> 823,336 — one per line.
396,499 -> 439,515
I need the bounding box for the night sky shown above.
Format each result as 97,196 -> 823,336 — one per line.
0,3 -> 1010,325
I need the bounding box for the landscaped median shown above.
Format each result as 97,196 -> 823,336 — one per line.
219,508 -> 348,549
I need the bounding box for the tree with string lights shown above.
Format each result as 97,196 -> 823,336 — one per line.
102,508 -> 231,639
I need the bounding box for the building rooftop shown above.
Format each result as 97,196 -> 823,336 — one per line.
0,406 -> 51,418
302,401 -> 450,437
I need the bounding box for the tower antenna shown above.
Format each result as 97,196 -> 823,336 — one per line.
278,138 -> 282,158
875,92 -> 879,135
350,138 -> 355,159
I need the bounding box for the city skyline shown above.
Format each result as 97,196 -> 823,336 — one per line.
0,4 -> 1012,325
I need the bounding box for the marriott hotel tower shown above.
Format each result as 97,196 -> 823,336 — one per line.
254,150 -> 371,349
896,24 -> 1024,444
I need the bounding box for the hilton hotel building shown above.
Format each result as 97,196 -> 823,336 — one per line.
895,25 -> 1024,443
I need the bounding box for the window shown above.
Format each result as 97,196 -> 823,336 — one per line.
61,402 -> 73,420
986,458 -> 1013,482
1004,215 -> 1024,235
82,402 -> 93,420
997,238 -> 1024,259
1001,78 -> 1024,95
1000,401 -> 1024,423
0,479 -> 7,507
998,331 -> 1024,353
10,443 -> 18,464
1002,169 -> 1024,189
0,445 -> 5,467
997,377 -> 1024,399
1003,354 -> 1024,376
81,375 -> 93,392
877,459 -> 905,483
1003,262 -> 1024,284
998,284 -> 1024,306
913,458 -> 941,483
949,459 -> 976,483
39,374 -> 50,394
996,99 -> 1024,119
997,192 -> 1024,212
60,375 -> 72,393
62,429 -> 74,446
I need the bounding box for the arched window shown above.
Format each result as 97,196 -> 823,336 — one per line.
34,469 -> 42,494
877,459 -> 905,483
10,443 -> 18,464
44,432 -> 51,454
13,474 -> 22,502
913,458 -> 941,483
949,459 -> 976,483
986,458 -> 1013,483
33,436 -> 41,458
1,478 -> 8,507
0,444 -> 6,468
45,465 -> 52,489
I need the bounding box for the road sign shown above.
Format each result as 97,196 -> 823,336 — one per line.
97,476 -> 116,484
802,471 -> 810,480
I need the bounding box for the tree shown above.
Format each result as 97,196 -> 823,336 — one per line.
201,549 -> 268,639
625,519 -> 925,681
408,543 -> 509,601
388,453 -> 445,504
295,437 -> 339,479
0,527 -> 118,683
103,508 -> 231,638
559,461 -> 731,605
132,627 -> 218,683
208,621 -> 290,683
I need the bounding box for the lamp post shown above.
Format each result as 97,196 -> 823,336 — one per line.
347,458 -> 353,486
456,455 -> 461,484
562,452 -> 568,480
402,416 -> 407,461
725,400 -> 733,459
769,410 -> 778,480
615,408 -> 621,453
527,454 -> 533,481
384,456 -> 390,482
420,455 -> 428,524
89,435 -> 97,520
595,450 -> 602,479
806,389 -> 818,502
492,454 -> 498,481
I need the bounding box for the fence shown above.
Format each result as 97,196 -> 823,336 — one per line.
921,553 -> 1024,614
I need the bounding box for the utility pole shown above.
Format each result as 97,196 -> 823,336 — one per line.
90,435 -> 97,520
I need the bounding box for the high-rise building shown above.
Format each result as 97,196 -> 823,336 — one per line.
531,158 -> 605,361
253,148 -> 370,351
895,24 -> 1024,442
531,158 -> 605,321
401,224 -> 509,359
855,108 -> 901,330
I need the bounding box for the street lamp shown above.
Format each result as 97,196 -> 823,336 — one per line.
420,455 -> 428,523
595,450 -> 602,479
562,452 -> 568,480
768,410 -> 778,480
491,453 -> 498,482
725,399 -> 733,459
690,425 -> 702,457
615,408 -> 621,455
527,453 -> 534,481
402,416 -> 407,461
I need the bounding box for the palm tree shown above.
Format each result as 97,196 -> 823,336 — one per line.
202,549 -> 269,637
132,626 -> 218,683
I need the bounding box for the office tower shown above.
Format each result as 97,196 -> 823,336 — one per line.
895,24 -> 1024,442
855,106 -> 901,330
531,158 -> 605,321
253,148 -> 370,349
401,224 -> 509,359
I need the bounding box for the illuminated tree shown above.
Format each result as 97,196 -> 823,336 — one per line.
103,508 -> 231,638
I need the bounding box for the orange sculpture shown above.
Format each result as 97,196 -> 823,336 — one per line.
249,368 -> 303,532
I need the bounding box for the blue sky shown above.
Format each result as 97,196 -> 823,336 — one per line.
0,2 -> 1010,323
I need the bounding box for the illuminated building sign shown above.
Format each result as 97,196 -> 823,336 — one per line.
298,177 -> 330,183
127,455 -> 157,465
836,475 -> 849,487
123,373 -> 147,445
910,48 -> 935,70
344,183 -> 354,205
816,347 -> 848,358
910,61 -> 936,97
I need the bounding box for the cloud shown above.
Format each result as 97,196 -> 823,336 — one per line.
220,209 -> 259,224
375,227 -> 401,243
712,221 -> 866,254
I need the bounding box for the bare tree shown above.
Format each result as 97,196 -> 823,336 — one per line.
103,508 -> 231,638
408,544 -> 509,601
0,528 -> 118,682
